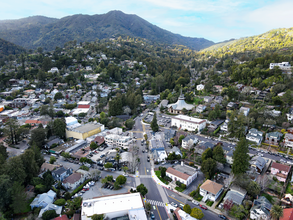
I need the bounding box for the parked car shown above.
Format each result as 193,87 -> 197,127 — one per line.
192,200 -> 199,205
150,212 -> 155,219
200,204 -> 207,210
219,214 -> 228,220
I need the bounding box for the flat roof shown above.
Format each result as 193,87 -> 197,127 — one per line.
81,193 -> 146,219
77,101 -> 90,105
173,164 -> 197,176
69,123 -> 102,133
172,115 -> 205,124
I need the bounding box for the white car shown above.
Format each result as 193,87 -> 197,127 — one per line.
123,173 -> 128,177
192,200 -> 199,205
280,159 -> 287,163
171,202 -> 178,207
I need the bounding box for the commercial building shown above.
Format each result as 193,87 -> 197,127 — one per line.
166,163 -> 197,187
171,115 -> 206,132
66,122 -> 104,140
104,134 -> 132,148
81,193 -> 147,220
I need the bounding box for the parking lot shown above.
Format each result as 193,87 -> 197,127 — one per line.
144,113 -> 171,127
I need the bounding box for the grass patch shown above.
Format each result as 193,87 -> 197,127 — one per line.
155,170 -> 169,185
206,200 -> 214,207
195,195 -> 203,201
175,186 -> 185,192
261,193 -> 274,203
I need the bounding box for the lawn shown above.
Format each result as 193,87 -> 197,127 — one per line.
186,97 -> 203,105
155,170 -> 169,185
286,183 -> 293,194
268,179 -> 283,194
206,200 -> 214,207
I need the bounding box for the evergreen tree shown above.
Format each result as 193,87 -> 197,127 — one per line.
232,138 -> 250,175
151,112 -> 159,132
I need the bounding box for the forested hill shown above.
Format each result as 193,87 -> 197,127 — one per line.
201,28 -> 293,57
0,38 -> 26,58
0,11 -> 214,51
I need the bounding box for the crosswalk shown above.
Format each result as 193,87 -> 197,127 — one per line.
146,199 -> 166,207
139,175 -> 152,178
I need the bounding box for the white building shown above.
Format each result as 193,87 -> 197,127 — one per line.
200,180 -> 224,202
48,67 -> 59,73
182,135 -> 198,149
246,128 -> 263,145
270,62 -> 291,70
239,107 -> 250,117
196,104 -> 206,113
104,134 -> 132,148
220,119 -> 229,132
166,163 -> 197,187
81,193 -> 147,220
171,115 -> 206,131
196,84 -> 205,91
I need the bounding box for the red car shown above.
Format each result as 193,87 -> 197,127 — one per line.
82,188 -> 89,191
200,204 -> 207,210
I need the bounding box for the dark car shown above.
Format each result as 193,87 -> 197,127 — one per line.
218,214 -> 228,220
150,212 -> 155,219
200,204 -> 207,210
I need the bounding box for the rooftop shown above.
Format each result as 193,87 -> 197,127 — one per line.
172,115 -> 206,124
68,123 -> 103,133
200,180 -> 223,195
173,164 -> 197,176
271,162 -> 291,172
63,173 -> 83,184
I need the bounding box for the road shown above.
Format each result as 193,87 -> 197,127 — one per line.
132,113 -> 221,220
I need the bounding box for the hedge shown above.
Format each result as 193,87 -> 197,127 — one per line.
216,190 -> 228,208
70,179 -> 92,196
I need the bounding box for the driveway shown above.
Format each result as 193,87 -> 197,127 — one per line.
183,171 -> 205,195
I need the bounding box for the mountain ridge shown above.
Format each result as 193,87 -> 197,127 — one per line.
0,10 -> 214,51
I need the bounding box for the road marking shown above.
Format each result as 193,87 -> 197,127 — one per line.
146,199 -> 166,207
145,167 -> 147,175
168,195 -> 185,205
156,205 -> 162,220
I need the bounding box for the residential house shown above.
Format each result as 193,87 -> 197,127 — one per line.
164,129 -> 176,142
196,104 -> 206,113
159,99 -> 169,108
143,94 -> 160,104
204,96 -> 213,103
197,84 -> 205,91
62,173 -> 86,190
182,135 -> 198,149
227,102 -> 238,110
236,84 -> 244,91
223,185 -> 247,205
200,180 -> 224,202
54,215 -> 69,220
48,67 -> 59,73
152,148 -> 167,163
246,128 -> 263,145
166,163 -> 197,187
251,156 -> 266,174
239,107 -> 250,117
214,96 -> 223,104
208,120 -> 224,131
226,149 -> 235,165
220,119 -> 229,132
93,136 -> 105,146
287,108 -> 293,122
214,85 -> 223,93
270,62 -> 291,70
284,133 -> 293,148
196,142 -> 216,155
265,132 -> 283,145
45,138 -> 63,149
271,162 -> 291,182
30,190 -> 62,217
51,167 -> 73,182
250,196 -> 272,220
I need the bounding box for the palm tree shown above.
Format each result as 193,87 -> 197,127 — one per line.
270,204 -> 283,220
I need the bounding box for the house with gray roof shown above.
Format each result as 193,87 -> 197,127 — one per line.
52,167 -> 73,182
164,129 -> 176,142
250,196 -> 272,220
246,128 -> 263,145
226,149 -> 235,165
223,185 -> 247,205
265,131 -> 283,145
182,135 -> 198,149
251,156 -> 266,174
196,142 -> 216,155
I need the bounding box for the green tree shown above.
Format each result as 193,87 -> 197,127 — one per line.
0,145 -> 8,165
201,158 -> 217,179
42,57 -> 52,72
270,204 -> 283,220
144,134 -> 148,141
201,148 -> 213,161
125,119 -> 135,129
10,182 -> 27,214
42,210 -> 58,220
212,145 -> 226,164
160,167 -> 167,178
232,138 -> 250,175
116,175 -> 127,185
53,118 -> 66,139
91,214 -> 105,220
190,207 -> 204,219
90,142 -> 98,150
104,162 -> 113,168
30,127 -> 46,148
21,149 -> 39,184
183,204 -> 191,214
4,118 -> 20,145
5,156 -> 26,184
54,199 -> 66,206
137,183 -> 148,197
123,166 -> 128,174
54,92 -> 64,100
145,202 -> 152,213
0,175 -> 12,211
151,112 -> 159,132
178,135 -> 185,145
49,156 -> 56,164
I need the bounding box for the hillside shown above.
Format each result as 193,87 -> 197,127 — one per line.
201,28 -> 293,57
0,38 -> 26,58
0,11 -> 214,51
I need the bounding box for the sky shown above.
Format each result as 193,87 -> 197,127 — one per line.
1,0 -> 293,43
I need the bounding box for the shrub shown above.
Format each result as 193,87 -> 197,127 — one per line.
54,199 -> 66,206
176,181 -> 181,186
273,176 -> 277,182
190,190 -> 196,197
189,162 -> 194,166
71,179 -> 91,196
80,165 -> 89,171
181,184 -> 186,190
